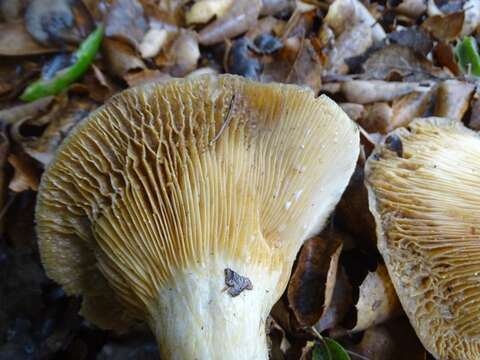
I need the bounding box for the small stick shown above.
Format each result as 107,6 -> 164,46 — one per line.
210,94 -> 236,146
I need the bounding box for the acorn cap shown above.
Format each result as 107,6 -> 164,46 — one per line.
36,75 -> 359,332
366,117 -> 480,360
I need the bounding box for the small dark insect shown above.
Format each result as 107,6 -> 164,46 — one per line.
224,268 -> 253,297
252,33 -> 283,55
385,134 -> 403,157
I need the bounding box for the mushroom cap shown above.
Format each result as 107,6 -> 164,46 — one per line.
365,117 -> 480,359
36,75 -> 359,331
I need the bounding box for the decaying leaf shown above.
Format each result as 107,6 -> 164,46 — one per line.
340,80 -> 426,104
348,317 -> 427,360
362,44 -> 445,81
360,102 -> 393,134
103,38 -> 145,78
339,103 -> 364,122
433,79 -> 475,121
394,0 -> 427,19
139,28 -> 169,59
461,0 -> 480,36
0,96 -> 55,125
315,267 -> 353,332
185,0 -> 233,25
198,0 -> 262,45
422,11 -> 464,42
468,89 -> 480,130
0,21 -> 58,56
325,0 -> 386,42
389,90 -> 433,131
349,264 -> 402,333
8,152 -> 40,192
123,69 -> 171,87
325,23 -> 372,75
335,164 -> 377,248
168,30 -> 200,76
105,0 -> 148,48
10,96 -> 96,166
433,41 -> 461,75
287,233 -> 343,326
260,0 -> 294,16
388,27 -> 433,56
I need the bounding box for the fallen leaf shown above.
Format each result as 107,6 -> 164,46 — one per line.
325,0 -> 386,42
315,266 -> 353,332
25,0 -> 93,46
468,89 -> 480,130
124,69 -> 171,87
8,152 -> 40,192
389,90 -> 433,131
335,163 -> 377,248
422,11 -> 464,42
228,38 -> 262,80
285,39 -> 323,92
394,0 -> 427,19
325,23 -> 372,75
168,30 -> 201,77
388,27 -> 433,56
349,264 -> 402,332
461,0 -> 480,36
0,96 -> 55,125
0,21 -> 58,56
287,233 -> 343,327
103,38 -> 145,78
359,102 -> 393,134
139,28 -> 169,59
339,103 -> 365,122
105,0 -> 148,48
362,44 -> 446,81
433,41 -> 461,75
260,0 -> 294,16
341,80 -> 427,104
198,0 -> 262,45
185,0 -> 233,25
433,79 -> 475,120
348,317 -> 427,360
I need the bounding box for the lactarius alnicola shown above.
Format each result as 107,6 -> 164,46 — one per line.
36,75 -> 359,359
366,118 -> 480,360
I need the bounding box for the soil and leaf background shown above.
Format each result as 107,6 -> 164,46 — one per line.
0,0 -> 478,358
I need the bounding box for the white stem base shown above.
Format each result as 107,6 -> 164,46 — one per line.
148,259 -> 283,360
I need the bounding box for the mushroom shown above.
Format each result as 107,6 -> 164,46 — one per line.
365,117 -> 480,360
36,75 -> 359,359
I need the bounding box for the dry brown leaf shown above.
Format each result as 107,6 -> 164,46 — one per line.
362,44 -> 445,81
168,30 -> 200,77
394,0 -> 427,19
325,23 -> 372,75
0,96 -> 55,125
388,27 -> 433,56
287,233 -> 343,327
105,0 -> 147,48
360,102 -> 393,134
389,90 -> 433,131
339,103 -> 364,122
124,69 -> 171,87
433,41 -> 461,75
103,38 -> 145,78
8,152 -> 40,192
341,80 -> 425,104
0,21 -> 58,56
336,163 -> 377,248
315,266 -> 353,332
422,11 -> 464,42
285,39 -> 322,93
10,96 -> 96,166
468,90 -> 480,130
349,264 -> 402,333
433,80 -> 475,121
260,0 -> 294,16
325,0 -> 386,42
348,317 -> 427,360
198,0 -> 262,45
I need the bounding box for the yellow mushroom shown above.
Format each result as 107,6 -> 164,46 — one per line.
366,117 -> 480,360
36,75 -> 359,359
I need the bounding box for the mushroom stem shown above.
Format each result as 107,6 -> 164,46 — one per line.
147,260 -> 283,360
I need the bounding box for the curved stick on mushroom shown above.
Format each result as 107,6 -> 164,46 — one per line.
35,75 -> 359,360
365,117 -> 480,360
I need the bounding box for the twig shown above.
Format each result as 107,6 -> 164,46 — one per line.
210,94 -> 236,146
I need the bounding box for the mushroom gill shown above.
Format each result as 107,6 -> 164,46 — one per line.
365,117 -> 480,360
36,75 -> 359,359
